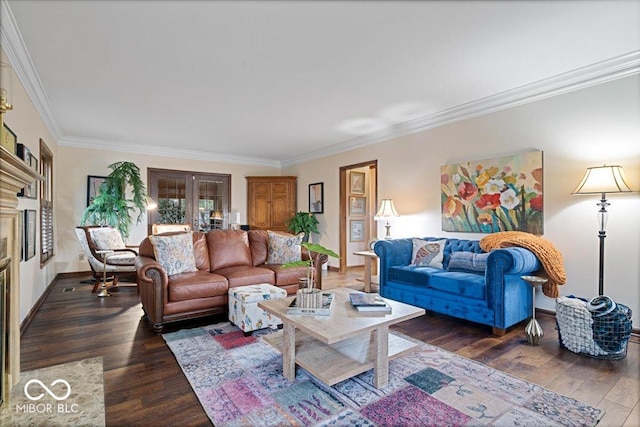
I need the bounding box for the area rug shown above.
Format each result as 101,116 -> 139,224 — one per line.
163,323 -> 605,427
0,357 -> 105,427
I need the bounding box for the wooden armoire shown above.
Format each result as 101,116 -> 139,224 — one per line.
246,176 -> 296,232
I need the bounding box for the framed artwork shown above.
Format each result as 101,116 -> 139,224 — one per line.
87,175 -> 107,206
441,150 -> 543,234
350,171 -> 365,194
1,123 -> 17,155
309,182 -> 324,214
24,209 -> 36,261
349,196 -> 366,216
350,219 -> 365,242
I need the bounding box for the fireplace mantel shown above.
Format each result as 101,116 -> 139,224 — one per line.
0,145 -> 43,405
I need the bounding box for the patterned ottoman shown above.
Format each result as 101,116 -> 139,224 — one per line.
228,284 -> 288,335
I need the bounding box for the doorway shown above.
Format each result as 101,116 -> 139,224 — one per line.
147,168 -> 231,234
339,160 -> 378,272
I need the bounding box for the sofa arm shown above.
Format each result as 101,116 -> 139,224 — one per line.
135,255 -> 169,328
486,247 -> 542,328
302,247 -> 329,289
374,238 -> 413,289
486,247 -> 541,276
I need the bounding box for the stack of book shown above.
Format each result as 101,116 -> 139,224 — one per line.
349,293 -> 392,313
287,293 -> 335,315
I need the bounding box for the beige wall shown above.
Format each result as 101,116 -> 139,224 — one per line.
284,75 -> 640,316
2,48 -> 59,322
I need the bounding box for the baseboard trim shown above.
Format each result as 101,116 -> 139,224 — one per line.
19,275 -> 58,336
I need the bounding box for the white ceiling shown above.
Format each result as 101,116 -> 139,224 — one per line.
2,1 -> 639,167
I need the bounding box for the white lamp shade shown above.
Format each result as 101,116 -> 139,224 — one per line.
572,165 -> 636,194
145,196 -> 157,210
375,199 -> 399,220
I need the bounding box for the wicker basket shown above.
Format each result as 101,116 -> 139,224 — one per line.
555,296 -> 632,360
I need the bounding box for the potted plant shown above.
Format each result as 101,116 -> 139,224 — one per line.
284,242 -> 340,308
81,161 -> 148,240
286,211 -> 319,242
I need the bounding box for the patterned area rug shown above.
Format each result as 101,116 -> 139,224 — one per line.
163,323 -> 604,427
0,357 -> 105,427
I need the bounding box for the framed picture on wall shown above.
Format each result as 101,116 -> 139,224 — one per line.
309,182 -> 324,214
350,171 -> 365,194
1,123 -> 17,155
350,219 -> 365,242
87,175 -> 107,206
24,210 -> 36,261
349,196 -> 366,216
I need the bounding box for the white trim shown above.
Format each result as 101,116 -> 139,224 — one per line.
282,51 -> 640,167
2,0 -> 638,167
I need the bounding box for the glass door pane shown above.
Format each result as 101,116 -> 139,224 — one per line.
196,176 -> 229,231
157,177 -> 188,225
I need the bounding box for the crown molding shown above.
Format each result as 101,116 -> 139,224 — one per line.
3,0 -> 638,168
58,135 -> 282,168
0,0 -> 63,139
281,51 -> 640,167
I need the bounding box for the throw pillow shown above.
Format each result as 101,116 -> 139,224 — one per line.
90,227 -> 126,250
448,251 -> 490,273
266,231 -> 303,264
411,238 -> 446,268
149,232 -> 197,276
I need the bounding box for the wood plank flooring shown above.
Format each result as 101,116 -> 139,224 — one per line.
20,270 -> 639,427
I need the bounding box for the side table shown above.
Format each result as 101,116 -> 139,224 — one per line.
353,250 -> 379,293
521,275 -> 548,345
96,250 -> 114,298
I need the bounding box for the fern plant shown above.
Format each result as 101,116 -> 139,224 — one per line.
81,161 -> 147,240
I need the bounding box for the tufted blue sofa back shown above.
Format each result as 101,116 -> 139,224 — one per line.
416,237 -> 483,269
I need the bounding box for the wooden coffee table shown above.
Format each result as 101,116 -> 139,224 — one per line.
258,287 -> 425,388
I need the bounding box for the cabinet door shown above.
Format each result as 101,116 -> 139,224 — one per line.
249,181 -> 271,230
270,181 -> 293,231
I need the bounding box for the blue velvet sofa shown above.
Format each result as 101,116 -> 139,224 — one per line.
374,237 -> 542,335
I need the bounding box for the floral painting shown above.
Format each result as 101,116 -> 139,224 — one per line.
441,151 -> 543,234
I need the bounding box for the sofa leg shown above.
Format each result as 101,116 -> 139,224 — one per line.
492,327 -> 507,336
243,331 -> 253,337
153,324 -> 164,335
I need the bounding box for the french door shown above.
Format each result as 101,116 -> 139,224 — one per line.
147,169 -> 231,234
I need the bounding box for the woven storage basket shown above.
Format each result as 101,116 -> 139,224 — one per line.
555,296 -> 632,360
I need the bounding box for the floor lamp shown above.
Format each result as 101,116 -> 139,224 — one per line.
572,165 -> 636,296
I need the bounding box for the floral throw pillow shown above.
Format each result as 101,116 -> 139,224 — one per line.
411,238 -> 446,269
149,232 -> 197,276
266,231 -> 303,264
90,227 -> 126,250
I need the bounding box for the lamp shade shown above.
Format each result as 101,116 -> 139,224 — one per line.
572,165 -> 636,195
375,199 -> 399,219
145,196 -> 157,210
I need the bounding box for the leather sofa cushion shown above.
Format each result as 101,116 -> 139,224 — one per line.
429,271 -> 486,300
215,265 -> 275,288
207,230 -> 253,271
261,264 -> 307,286
248,230 -> 269,266
168,270 -> 229,302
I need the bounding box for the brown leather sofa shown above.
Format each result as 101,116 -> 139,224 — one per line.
135,229 -> 328,333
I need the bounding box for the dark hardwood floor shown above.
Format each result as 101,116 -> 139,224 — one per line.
20,270 -> 639,426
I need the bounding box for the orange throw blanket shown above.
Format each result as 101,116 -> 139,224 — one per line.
480,231 -> 566,298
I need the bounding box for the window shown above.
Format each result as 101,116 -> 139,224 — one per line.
40,139 -> 54,265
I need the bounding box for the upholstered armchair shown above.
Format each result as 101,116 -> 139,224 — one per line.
75,226 -> 138,292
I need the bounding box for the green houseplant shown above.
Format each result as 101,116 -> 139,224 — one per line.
81,161 -> 148,240
286,211 -> 319,242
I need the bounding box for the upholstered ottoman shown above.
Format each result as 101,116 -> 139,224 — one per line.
228,284 -> 287,335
